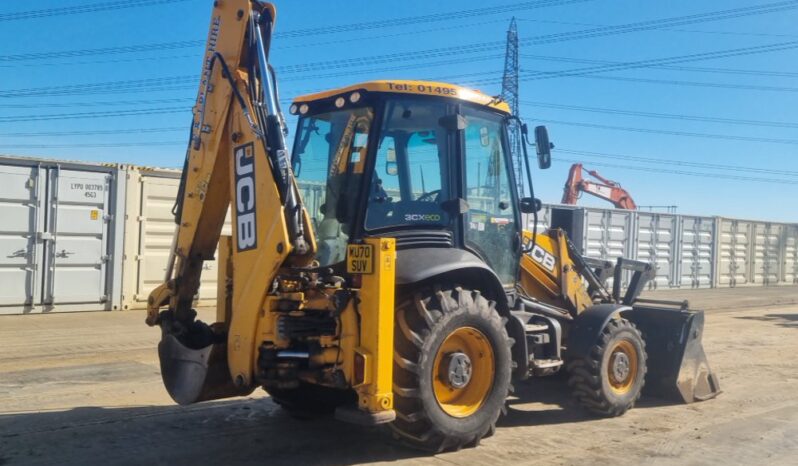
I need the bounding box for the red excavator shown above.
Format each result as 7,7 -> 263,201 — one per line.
561,163 -> 637,210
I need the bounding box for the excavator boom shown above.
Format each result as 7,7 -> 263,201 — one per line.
562,162 -> 637,209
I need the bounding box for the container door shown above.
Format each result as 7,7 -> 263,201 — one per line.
783,226 -> 798,285
678,216 -> 715,288
717,219 -> 752,287
42,168 -> 112,307
752,223 -> 782,285
583,208 -> 634,289
636,213 -> 678,289
135,176 -> 180,304
0,164 -> 45,314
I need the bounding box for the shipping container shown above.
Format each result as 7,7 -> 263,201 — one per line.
677,216 -> 716,288
121,167 -> 230,310
0,156 -> 125,314
634,212 -> 678,289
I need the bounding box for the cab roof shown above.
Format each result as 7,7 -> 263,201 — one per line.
291,80 -> 511,114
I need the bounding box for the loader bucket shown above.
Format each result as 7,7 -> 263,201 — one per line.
626,304 -> 721,403
158,325 -> 254,405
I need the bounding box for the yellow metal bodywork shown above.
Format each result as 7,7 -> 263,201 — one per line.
292,80 -> 511,114
518,229 -> 593,315
353,238 -> 396,413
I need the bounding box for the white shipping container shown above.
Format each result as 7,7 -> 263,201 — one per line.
0,156 -> 125,314
677,216 -> 715,288
121,167 -> 230,310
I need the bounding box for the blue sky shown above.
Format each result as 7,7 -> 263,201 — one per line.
0,0 -> 796,221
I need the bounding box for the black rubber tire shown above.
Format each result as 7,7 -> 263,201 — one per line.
265,382 -> 355,420
566,318 -> 647,417
391,285 -> 513,452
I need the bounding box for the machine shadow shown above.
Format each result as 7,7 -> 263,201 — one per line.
501,374 -> 678,428
735,312 -> 798,329
1,379 -> 685,465
0,399 -> 420,466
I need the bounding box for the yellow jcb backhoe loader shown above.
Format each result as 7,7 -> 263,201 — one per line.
146,0 -> 720,451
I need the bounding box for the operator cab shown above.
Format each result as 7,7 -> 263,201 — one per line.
290,81 -> 522,284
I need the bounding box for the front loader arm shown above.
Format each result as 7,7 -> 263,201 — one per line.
146,0 -> 316,401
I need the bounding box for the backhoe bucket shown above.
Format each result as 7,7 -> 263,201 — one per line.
158,326 -> 253,405
627,304 -> 721,403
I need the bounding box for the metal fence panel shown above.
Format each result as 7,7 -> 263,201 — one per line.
635,212 -> 678,289
677,216 -> 715,288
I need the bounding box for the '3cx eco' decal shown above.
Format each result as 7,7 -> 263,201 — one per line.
234,143 -> 257,251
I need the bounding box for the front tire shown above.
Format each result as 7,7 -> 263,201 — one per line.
567,317 -> 647,417
391,285 -> 512,452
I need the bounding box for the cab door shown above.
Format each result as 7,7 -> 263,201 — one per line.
461,108 -> 520,284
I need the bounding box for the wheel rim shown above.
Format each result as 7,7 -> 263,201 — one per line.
607,339 -> 638,395
432,327 -> 495,418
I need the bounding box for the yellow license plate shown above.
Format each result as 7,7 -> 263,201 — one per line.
347,244 -> 374,274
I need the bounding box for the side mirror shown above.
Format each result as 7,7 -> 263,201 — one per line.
519,197 -> 542,214
534,125 -> 553,169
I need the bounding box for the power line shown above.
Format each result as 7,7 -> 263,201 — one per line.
536,117 -> 798,145
0,127 -> 185,138
521,100 -> 798,129
517,1 -> 798,43
0,0 -> 192,22
552,157 -> 798,185
0,107 -> 187,123
0,98 -> 194,109
0,141 -> 184,149
555,148 -> 798,177
519,53 -> 798,79
515,17 -> 798,39
273,0 -> 591,39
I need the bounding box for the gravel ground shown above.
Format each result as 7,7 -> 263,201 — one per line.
1,286 -> 796,465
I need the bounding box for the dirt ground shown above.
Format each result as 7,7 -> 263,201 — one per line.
1,286 -> 797,466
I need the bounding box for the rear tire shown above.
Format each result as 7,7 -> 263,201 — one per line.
391,285 -> 512,452
265,382 -> 355,420
567,318 -> 647,417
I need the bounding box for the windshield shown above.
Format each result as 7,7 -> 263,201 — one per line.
365,98 -> 450,230
293,107 -> 374,266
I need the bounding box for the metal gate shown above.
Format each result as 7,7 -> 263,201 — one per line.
0,159 -> 123,314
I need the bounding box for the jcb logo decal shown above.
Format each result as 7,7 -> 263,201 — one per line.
234,144 -> 257,251
529,245 -> 556,272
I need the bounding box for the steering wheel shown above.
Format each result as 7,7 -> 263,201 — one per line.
416,189 -> 441,203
